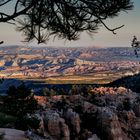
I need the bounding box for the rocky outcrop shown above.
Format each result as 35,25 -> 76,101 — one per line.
35,87 -> 139,140
87,134 -> 101,140
91,86 -> 130,95
80,129 -> 100,140
0,128 -> 29,140
121,110 -> 136,124
43,110 -> 70,140
120,110 -> 140,139
3,85 -> 138,140
65,108 -> 80,135
82,101 -> 98,114
133,104 -> 140,117
97,107 -> 129,140
131,117 -> 140,138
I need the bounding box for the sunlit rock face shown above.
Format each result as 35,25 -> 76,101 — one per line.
34,96 -> 48,107
90,86 -> 130,95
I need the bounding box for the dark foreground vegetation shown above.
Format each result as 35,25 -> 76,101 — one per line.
0,73 -> 139,140
0,83 -> 39,130
107,72 -> 140,93
0,0 -> 133,43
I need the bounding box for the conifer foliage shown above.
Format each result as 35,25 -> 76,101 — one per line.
0,0 -> 133,43
3,83 -> 37,117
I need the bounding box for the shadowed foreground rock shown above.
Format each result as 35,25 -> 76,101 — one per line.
97,108 -> 129,140
1,86 -> 139,140
0,128 -> 28,140
43,110 -> 70,140
34,87 -> 140,140
65,108 -> 81,135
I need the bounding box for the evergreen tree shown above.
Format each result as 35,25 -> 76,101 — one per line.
3,83 -> 38,117
0,0 -> 133,43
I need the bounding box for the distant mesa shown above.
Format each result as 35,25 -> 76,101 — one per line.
0,46 -> 139,84
79,52 -> 93,59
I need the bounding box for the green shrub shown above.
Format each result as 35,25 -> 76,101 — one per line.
16,115 -> 40,130
0,112 -> 17,127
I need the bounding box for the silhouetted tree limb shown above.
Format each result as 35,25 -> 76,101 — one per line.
0,0 -> 35,22
0,41 -> 4,44
0,0 -> 134,43
99,20 -> 125,34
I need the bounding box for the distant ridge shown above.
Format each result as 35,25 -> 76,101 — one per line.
0,45 -> 20,49
0,46 -> 139,82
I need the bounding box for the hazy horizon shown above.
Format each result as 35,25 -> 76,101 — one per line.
0,44 -> 136,49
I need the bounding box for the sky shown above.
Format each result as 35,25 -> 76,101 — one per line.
0,0 -> 140,47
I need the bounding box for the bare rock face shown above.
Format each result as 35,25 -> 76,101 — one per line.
121,110 -> 136,124
0,128 -> 29,140
87,134 -> 101,140
24,87 -> 140,140
131,117 -> 140,138
133,104 -> 140,117
67,95 -> 85,104
97,107 -> 129,140
65,108 -> 80,135
121,110 -> 140,139
43,110 -> 70,140
90,87 -> 129,95
80,129 -> 100,140
82,101 -> 97,114
34,96 -> 48,108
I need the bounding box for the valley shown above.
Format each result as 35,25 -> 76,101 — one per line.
0,46 -> 140,84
